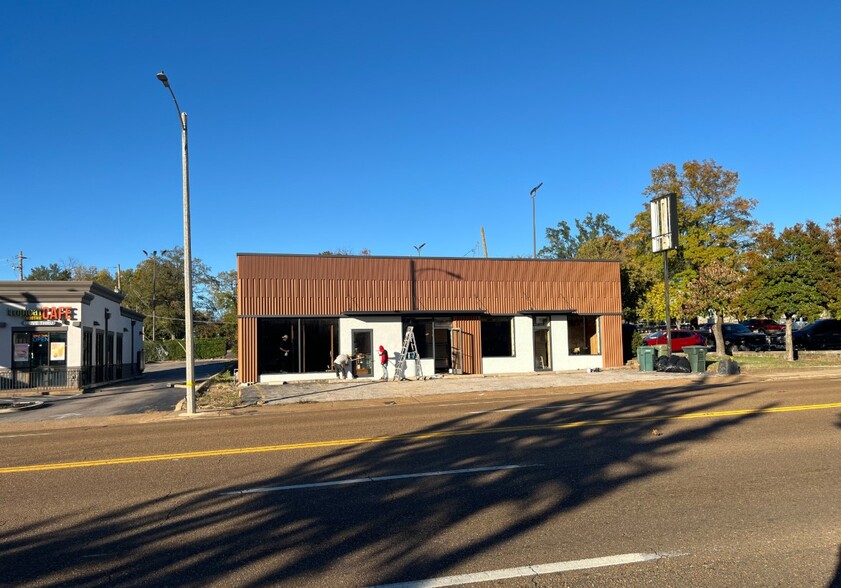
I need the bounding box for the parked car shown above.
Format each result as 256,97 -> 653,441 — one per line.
775,318 -> 841,350
718,323 -> 768,352
643,329 -> 707,352
741,318 -> 785,335
790,318 -> 810,331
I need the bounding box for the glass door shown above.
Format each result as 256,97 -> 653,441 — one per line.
433,325 -> 452,374
351,329 -> 373,378
533,316 -> 551,371
31,333 -> 50,367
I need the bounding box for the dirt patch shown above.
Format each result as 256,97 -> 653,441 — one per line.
197,373 -> 242,410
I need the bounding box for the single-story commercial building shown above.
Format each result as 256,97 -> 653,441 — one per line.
237,254 -> 623,384
0,281 -> 145,392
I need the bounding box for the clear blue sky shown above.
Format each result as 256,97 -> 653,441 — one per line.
2,1 -> 839,280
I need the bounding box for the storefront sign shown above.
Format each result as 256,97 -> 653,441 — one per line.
50,342 -> 66,361
7,306 -> 76,321
23,320 -> 62,326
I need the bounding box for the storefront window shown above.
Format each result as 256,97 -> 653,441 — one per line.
257,318 -> 339,375
481,317 -> 514,357
13,332 -> 30,368
568,315 -> 600,355
402,318 -> 433,358
11,331 -> 67,368
49,333 -> 67,366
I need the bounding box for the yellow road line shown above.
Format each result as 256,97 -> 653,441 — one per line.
3,402 -> 841,474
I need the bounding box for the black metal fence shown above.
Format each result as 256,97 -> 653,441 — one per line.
0,364 -> 140,393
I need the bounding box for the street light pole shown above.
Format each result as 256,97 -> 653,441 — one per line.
530,182 -> 543,258
156,71 -> 196,415
142,249 -> 168,342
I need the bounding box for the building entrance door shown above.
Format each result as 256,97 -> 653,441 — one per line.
533,316 -> 551,371
31,333 -> 50,367
351,329 -> 373,378
433,324 -> 452,374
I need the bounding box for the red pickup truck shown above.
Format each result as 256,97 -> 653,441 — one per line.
741,319 -> 785,334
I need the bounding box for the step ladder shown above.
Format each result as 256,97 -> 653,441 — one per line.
394,326 -> 424,381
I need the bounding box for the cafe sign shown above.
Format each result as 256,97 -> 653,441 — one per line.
7,306 -> 77,322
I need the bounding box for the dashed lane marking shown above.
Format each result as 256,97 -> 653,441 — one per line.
366,551 -> 687,587
220,464 -> 541,495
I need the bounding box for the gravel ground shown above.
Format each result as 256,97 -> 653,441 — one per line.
240,368 -> 709,406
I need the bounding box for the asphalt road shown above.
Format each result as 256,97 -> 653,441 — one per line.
2,373 -> 841,587
0,359 -> 233,423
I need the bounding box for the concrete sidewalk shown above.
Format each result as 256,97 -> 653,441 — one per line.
241,368 -> 709,406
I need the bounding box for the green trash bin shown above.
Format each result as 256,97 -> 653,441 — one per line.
653,344 -> 669,358
637,346 -> 655,371
684,345 -> 707,373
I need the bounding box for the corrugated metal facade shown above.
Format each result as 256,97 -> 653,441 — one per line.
452,317 -> 482,375
238,254 -> 623,382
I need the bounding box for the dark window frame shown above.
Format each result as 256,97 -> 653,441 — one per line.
481,316 -> 515,357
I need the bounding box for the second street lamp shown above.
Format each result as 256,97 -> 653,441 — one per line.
530,182 -> 543,258
142,249 -> 168,342
156,71 -> 196,415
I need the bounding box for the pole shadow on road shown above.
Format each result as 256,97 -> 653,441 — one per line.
3,379 -> 836,586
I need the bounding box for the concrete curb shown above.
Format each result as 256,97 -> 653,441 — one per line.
0,400 -> 49,413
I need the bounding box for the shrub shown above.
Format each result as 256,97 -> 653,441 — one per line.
148,338 -> 228,361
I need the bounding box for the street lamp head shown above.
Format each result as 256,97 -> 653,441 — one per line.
156,71 -> 170,88
530,182 -> 543,198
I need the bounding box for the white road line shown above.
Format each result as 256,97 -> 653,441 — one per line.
0,432 -> 53,439
221,464 -> 541,496
368,551 -> 686,588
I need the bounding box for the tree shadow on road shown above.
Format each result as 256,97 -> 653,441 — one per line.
1,380 -> 790,587
829,546 -> 841,588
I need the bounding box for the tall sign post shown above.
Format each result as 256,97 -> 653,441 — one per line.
650,192 -> 679,356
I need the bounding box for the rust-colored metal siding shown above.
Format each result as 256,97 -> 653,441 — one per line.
600,314 -> 623,368
238,316 -> 258,383
237,254 -> 623,379
452,317 -> 482,375
238,255 -> 621,316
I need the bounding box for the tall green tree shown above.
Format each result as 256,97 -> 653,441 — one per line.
26,263 -> 72,281
538,213 -> 648,320
741,221 -> 840,360
684,257 -> 744,353
539,213 -> 622,259
628,159 -> 757,342
828,216 -> 841,317
201,269 -> 237,342
119,248 -> 212,341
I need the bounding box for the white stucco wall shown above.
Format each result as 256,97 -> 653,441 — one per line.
482,315 -> 603,374
340,317 -> 433,379
552,315 -> 603,371
482,316 -> 536,374
261,317 -> 435,383
1,297 -> 142,370
259,313 -> 605,384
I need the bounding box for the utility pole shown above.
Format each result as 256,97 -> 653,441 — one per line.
14,251 -> 27,280
143,250 -> 168,342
